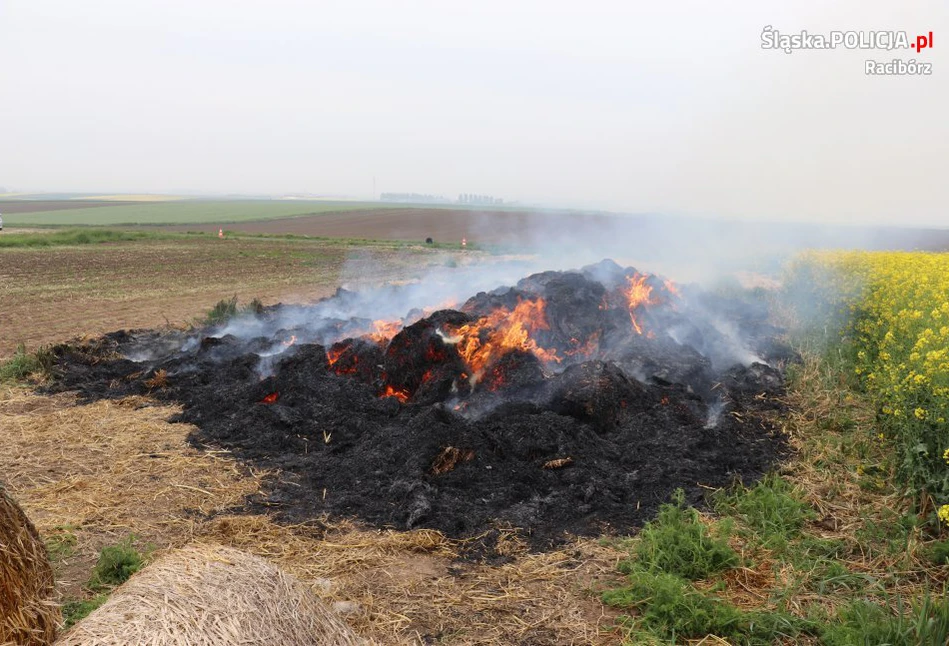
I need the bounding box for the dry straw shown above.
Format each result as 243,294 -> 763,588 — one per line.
0,486 -> 59,646
55,543 -> 366,646
1,388 -> 622,645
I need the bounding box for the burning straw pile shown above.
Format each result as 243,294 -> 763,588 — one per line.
51,260 -> 792,549
56,543 -> 364,646
0,486 -> 59,646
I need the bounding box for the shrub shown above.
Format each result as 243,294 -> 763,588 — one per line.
203,296 -> 239,326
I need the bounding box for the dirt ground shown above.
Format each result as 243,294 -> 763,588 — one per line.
162,207 -> 624,245
0,236 -> 459,359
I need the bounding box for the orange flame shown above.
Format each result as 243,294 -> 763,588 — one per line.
565,332 -> 600,359
326,347 -> 343,366
421,299 -> 460,317
443,297 -> 560,384
663,279 -> 680,297
367,319 -> 402,345
382,384 -> 410,403
261,392 -> 279,404
282,335 -> 297,347
624,273 -> 658,335
326,345 -> 358,374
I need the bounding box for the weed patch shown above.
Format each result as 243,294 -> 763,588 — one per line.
0,343 -> 54,382
88,537 -> 145,591
200,295 -> 266,326
44,526 -> 78,561
61,594 -> 108,628
822,595 -> 949,646
713,474 -> 814,550
603,570 -> 808,644
624,489 -> 738,580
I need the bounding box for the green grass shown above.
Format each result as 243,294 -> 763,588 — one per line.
822,595 -> 949,645
0,228 -> 179,248
713,475 -> 814,551
0,226 -> 477,251
623,489 -> 738,580
2,200 -> 392,226
0,343 -> 54,382
61,537 -> 148,629
603,490 -> 812,644
923,539 -> 949,566
604,569 -> 809,644
88,536 -> 145,591
44,526 -> 78,561
62,594 -> 108,628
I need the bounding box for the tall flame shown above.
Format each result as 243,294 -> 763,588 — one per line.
624,273 -> 658,334
326,347 -> 343,366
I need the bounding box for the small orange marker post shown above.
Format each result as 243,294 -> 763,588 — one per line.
218,228 -> 224,239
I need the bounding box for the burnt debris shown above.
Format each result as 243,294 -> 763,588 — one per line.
49,260 -> 792,550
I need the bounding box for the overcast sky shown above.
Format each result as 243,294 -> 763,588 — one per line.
1,1 -> 946,225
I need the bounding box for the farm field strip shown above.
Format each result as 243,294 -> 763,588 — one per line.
0,200 -> 392,226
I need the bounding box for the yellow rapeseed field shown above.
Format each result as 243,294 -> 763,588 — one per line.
787,251 -> 949,526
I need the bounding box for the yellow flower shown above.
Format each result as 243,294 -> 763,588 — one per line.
939,504 -> 949,526
914,408 -> 927,420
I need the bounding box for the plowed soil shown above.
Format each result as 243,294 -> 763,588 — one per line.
0,237 -> 460,358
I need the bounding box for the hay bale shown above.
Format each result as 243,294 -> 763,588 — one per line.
0,486 -> 59,646
56,543 -> 365,646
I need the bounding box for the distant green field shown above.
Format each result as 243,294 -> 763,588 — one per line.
2,200 -> 390,226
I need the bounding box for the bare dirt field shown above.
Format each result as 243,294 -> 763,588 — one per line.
163,207 -> 622,245
0,200 -> 136,214
164,207 -> 949,255
0,236 -> 457,359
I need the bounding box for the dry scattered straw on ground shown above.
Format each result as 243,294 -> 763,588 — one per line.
0,486 -> 59,646
54,543 -> 364,646
780,355 -> 948,604
0,385 -> 625,645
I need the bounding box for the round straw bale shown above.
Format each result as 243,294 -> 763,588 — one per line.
0,486 -> 59,646
55,543 -> 365,646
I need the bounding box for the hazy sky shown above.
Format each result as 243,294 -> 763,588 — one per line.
2,1 -> 946,225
